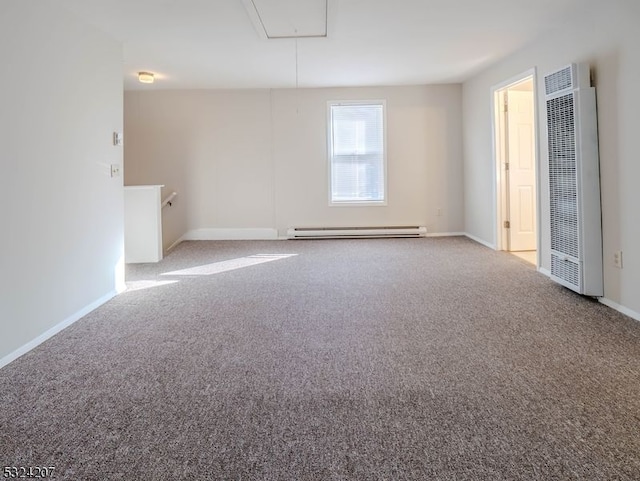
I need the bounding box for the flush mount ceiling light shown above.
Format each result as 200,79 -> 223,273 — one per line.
138,72 -> 155,84
242,0 -> 329,39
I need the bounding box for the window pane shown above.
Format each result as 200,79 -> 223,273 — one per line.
330,103 -> 385,203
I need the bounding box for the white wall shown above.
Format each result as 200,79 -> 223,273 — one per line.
124,85 -> 463,246
0,1 -> 124,364
463,0 -> 640,315
124,90 -> 274,246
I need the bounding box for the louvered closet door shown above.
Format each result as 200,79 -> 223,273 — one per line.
547,92 -> 582,292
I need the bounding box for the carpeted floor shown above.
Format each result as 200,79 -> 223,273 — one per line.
1,237 -> 639,480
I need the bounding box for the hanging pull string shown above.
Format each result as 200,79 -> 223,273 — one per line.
295,31 -> 299,89
295,30 -> 299,115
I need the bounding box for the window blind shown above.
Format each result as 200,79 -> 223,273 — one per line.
329,103 -> 385,203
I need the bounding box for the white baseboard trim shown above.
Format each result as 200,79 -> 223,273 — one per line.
0,290 -> 118,370
165,237 -> 184,253
599,297 -> 640,322
426,232 -> 466,238
176,230 -> 472,242
536,271 -> 639,322
180,228 -> 279,241
464,233 -> 496,250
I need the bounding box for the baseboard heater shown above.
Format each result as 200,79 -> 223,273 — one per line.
286,226 -> 427,239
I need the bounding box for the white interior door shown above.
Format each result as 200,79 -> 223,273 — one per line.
506,89 -> 536,251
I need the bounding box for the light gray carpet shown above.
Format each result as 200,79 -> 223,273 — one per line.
1,237 -> 639,480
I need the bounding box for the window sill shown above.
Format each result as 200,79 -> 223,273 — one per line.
329,201 -> 388,207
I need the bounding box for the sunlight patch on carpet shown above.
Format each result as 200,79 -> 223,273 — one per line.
125,280 -> 180,292
161,254 -> 298,277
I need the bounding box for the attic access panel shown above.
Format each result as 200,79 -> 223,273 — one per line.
243,0 -> 328,39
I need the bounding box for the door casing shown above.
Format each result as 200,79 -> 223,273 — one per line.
490,69 -> 540,265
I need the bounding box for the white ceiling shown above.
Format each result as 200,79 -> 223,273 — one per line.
58,0 -> 585,91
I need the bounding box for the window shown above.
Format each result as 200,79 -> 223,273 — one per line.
328,101 -> 386,205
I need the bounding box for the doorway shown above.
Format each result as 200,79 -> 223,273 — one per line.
492,71 -> 538,266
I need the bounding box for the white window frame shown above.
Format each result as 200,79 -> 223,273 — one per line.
327,100 -> 388,206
